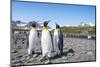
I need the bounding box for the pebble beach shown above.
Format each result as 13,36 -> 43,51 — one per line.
11,33 -> 96,66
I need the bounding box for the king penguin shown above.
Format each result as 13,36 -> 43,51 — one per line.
40,20 -> 53,61
28,22 -> 38,56
53,23 -> 63,55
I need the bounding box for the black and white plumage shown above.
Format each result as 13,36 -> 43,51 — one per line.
28,22 -> 38,55
41,21 -> 53,58
53,24 -> 63,55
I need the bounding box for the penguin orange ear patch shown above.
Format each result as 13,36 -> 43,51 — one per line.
42,28 -> 48,31
31,28 -> 36,31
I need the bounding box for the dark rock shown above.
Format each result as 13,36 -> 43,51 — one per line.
68,48 -> 75,53
11,50 -> 17,53
16,55 -> 23,58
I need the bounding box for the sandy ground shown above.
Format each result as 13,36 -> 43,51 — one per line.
11,33 -> 96,66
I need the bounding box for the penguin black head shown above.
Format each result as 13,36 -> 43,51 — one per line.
32,22 -> 36,27
43,20 -> 51,27
56,23 -> 60,29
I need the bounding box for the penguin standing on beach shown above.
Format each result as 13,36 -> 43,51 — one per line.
28,22 -> 38,56
53,24 -> 63,55
40,20 -> 53,61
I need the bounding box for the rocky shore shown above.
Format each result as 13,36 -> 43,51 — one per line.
11,33 -> 96,66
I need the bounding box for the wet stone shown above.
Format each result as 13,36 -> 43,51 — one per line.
43,59 -> 51,64
16,55 -> 23,58
33,54 -> 38,58
67,53 -> 74,58
11,33 -> 96,65
86,51 -> 93,56
12,60 -> 22,64
12,63 -> 22,66
11,50 -> 17,53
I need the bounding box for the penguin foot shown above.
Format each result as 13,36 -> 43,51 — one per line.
60,52 -> 63,55
32,51 -> 35,54
44,56 -> 51,64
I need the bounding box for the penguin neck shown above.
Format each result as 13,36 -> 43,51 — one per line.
42,27 -> 48,31
56,28 -> 60,31
31,27 -> 36,31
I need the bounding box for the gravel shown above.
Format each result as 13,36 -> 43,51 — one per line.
11,34 -> 96,66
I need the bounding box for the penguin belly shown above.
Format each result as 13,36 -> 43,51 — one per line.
53,30 -> 60,54
28,29 -> 38,55
41,30 -> 53,57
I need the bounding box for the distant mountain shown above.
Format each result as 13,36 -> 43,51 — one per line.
60,22 -> 95,27
79,22 -> 95,27
11,21 -> 17,28
12,21 -> 52,30
12,21 -> 27,27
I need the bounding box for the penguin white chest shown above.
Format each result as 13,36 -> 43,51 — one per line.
54,30 -> 58,35
54,29 -> 59,42
29,30 -> 37,43
28,29 -> 38,54
53,29 -> 60,53
41,30 -> 53,57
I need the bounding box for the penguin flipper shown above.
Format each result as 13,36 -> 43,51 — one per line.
49,31 -> 54,52
58,30 -> 63,54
